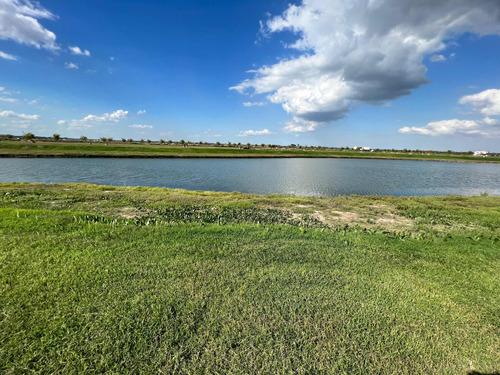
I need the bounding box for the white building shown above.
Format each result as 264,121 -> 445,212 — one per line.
473,151 -> 488,157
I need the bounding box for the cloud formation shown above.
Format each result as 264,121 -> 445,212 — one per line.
0,110 -> 39,120
232,0 -> 500,132
129,124 -> 152,129
59,110 -> 128,130
430,54 -> 446,62
238,128 -> 274,136
399,89 -> 500,137
137,109 -> 146,115
459,89 -> 500,116
242,101 -> 266,107
65,62 -> 78,69
0,50 -> 16,60
69,46 -> 90,56
0,0 -> 58,50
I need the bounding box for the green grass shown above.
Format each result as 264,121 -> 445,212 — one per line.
1,183 -> 499,374
1,140 -> 499,163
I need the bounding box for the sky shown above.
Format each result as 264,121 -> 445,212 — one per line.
1,0 -> 500,152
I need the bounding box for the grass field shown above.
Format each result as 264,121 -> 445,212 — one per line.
1,183 -> 499,374
1,140 -> 499,163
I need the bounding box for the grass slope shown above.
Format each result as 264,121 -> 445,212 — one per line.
1,183 -> 499,374
1,141 -> 499,163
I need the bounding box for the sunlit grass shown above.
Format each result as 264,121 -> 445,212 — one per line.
0,183 -> 499,373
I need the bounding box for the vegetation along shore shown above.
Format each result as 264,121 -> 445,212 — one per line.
1,182 -> 499,373
1,137 -> 499,163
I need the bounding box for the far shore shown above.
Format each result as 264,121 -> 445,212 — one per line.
1,141 -> 499,163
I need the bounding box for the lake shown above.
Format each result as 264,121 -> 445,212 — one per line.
1,158 -> 499,197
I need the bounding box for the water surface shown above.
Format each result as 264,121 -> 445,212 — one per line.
1,158 -> 499,197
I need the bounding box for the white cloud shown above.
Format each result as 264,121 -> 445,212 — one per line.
65,62 -> 78,69
0,110 -> 39,120
283,120 -> 320,133
129,124 -> 152,129
399,88 -> 500,137
110,56 -> 115,61
459,89 -> 500,116
137,109 -> 146,115
430,54 -> 446,62
399,118 -> 500,137
0,50 -> 17,60
243,101 -> 266,107
0,0 -> 58,50
0,97 -> 17,102
231,0 -> 500,131
69,46 -> 90,56
60,110 -> 128,130
237,128 -> 274,136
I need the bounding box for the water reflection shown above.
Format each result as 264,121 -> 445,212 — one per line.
1,158 -> 499,197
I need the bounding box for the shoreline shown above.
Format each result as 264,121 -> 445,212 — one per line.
1,153 -> 499,164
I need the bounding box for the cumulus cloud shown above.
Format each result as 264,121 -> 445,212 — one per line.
0,110 -> 39,120
237,128 -> 274,136
430,54 -> 446,62
243,101 -> 266,107
399,89 -> 500,137
459,89 -> 500,116
59,110 -> 128,130
69,46 -> 90,56
0,50 -> 17,60
65,62 -> 78,69
0,0 -> 58,50
129,124 -> 152,129
231,0 -> 500,132
137,109 -> 146,115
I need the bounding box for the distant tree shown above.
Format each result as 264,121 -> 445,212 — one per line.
121,138 -> 127,143
228,141 -> 232,147
53,133 -> 60,142
147,139 -> 152,144
180,139 -> 185,145
23,132 -> 35,142
216,141 -> 221,147
80,135 -> 88,142
237,142 -> 241,147
128,138 -> 134,143
261,143 -> 265,148
140,139 -> 144,143
247,143 -> 251,147
107,137 -> 113,143
167,140 -> 173,144
100,137 -> 107,143
446,150 -> 452,154
160,139 -> 165,144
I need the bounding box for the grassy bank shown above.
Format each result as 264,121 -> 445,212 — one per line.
1,141 -> 499,163
1,183 -> 499,374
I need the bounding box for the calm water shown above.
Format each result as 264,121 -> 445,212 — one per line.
1,158 -> 499,197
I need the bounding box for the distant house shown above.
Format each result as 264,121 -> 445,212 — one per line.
473,151 -> 488,157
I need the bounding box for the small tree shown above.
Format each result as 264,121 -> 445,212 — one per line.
160,139 -> 165,144
168,140 -> 173,144
53,133 -> 60,142
180,139 -> 185,145
100,137 -> 107,143
23,132 -> 35,142
147,139 -> 151,144
107,137 -> 113,143
140,139 -> 144,143
122,138 -> 127,143
128,138 -> 134,143
216,141 -> 221,147
80,135 -> 88,142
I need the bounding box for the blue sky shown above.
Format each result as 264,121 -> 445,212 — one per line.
1,0 -> 500,151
